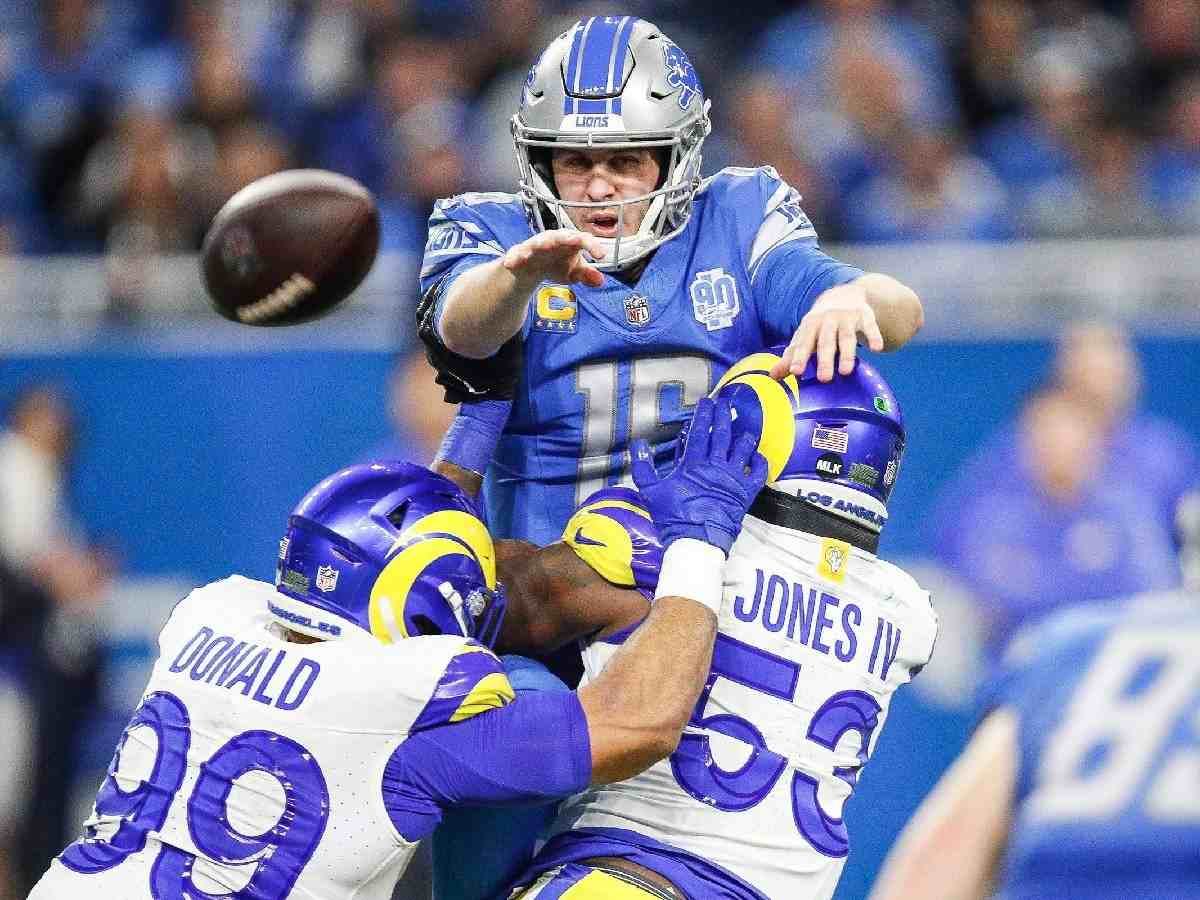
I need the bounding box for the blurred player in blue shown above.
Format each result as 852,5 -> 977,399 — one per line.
418,15 -> 924,545
869,588 -> 1200,900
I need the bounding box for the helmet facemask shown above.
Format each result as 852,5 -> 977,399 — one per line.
512,17 -> 711,272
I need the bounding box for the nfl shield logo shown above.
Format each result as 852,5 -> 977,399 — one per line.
316,565 -> 339,593
624,293 -> 651,327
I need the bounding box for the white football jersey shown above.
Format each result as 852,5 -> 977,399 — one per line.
30,575 -> 510,900
550,515 -> 938,899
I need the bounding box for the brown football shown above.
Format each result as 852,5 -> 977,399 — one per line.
201,169 -> 380,326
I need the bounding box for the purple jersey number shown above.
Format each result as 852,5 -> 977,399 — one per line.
669,633 -> 882,858
60,692 -> 191,874
61,692 -> 329,897
151,730 -> 330,898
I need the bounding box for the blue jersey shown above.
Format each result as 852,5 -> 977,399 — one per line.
991,592 -> 1200,900
421,167 -> 863,542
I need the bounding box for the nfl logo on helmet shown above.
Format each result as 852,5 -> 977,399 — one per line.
624,293 -> 651,326
316,565 -> 339,593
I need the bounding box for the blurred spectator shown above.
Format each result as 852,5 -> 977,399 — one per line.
1148,73 -> 1200,228
1023,116 -> 1166,237
1129,0 -> 1200,120
976,40 -> 1098,206
0,386 -> 77,569
0,561 -> 40,900
1,0 -> 137,251
785,27 -> 930,216
842,126 -> 1014,241
753,0 -> 958,131
0,385 -> 111,893
360,350 -> 459,465
1054,320 -> 1198,527
929,321 -> 1196,674
723,73 -> 839,232
931,382 -> 1180,673
953,0 -> 1035,133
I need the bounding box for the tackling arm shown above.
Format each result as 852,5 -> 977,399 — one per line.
496,541 -> 649,654
868,709 -> 1017,900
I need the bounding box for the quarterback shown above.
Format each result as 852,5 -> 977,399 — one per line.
418,15 -> 923,544
485,349 -> 940,899
28,398 -> 766,900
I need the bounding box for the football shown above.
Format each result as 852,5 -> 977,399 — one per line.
201,169 -> 380,326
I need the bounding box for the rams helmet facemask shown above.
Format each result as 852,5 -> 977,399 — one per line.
272,462 -> 506,646
512,16 -> 710,272
678,349 -> 905,534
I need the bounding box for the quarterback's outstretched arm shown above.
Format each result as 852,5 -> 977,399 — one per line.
438,230 -> 606,359
772,273 -> 923,382
868,709 -> 1017,900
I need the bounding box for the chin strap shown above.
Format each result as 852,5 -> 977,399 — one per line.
749,486 -> 879,553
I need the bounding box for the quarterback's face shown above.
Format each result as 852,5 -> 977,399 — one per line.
551,148 -> 661,237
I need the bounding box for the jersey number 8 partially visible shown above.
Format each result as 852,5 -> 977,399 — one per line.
61,691 -> 330,898
669,634 -> 882,858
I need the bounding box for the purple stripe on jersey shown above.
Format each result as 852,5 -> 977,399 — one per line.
411,644 -> 506,734
511,827 -> 770,900
596,615 -> 646,646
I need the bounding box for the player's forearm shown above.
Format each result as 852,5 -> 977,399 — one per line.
578,602 -> 715,787
439,260 -> 538,358
869,710 -> 1016,900
431,460 -> 483,497
579,594 -> 718,783
855,273 -> 923,350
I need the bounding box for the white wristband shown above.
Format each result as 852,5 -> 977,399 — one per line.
654,538 -> 726,616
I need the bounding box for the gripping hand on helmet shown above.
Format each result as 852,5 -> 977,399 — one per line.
631,397 -> 768,557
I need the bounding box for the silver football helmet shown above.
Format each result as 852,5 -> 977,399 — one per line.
512,17 -> 711,271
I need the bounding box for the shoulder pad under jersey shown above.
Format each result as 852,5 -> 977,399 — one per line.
409,640 -> 516,734
561,487 -> 663,599
700,165 -> 819,278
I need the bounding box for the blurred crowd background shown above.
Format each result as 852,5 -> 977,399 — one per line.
3,2 -> 1200,899
8,0 -> 1200,262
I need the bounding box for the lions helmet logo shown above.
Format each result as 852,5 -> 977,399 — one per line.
663,41 -> 701,110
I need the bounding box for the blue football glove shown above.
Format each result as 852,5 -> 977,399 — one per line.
631,397 -> 768,556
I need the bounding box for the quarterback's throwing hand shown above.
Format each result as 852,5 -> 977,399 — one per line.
771,282 -> 885,382
502,229 -> 607,288
631,397 -> 768,556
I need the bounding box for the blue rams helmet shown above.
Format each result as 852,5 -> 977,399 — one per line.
682,349 -> 905,533
272,462 -> 506,646
513,16 -> 710,271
